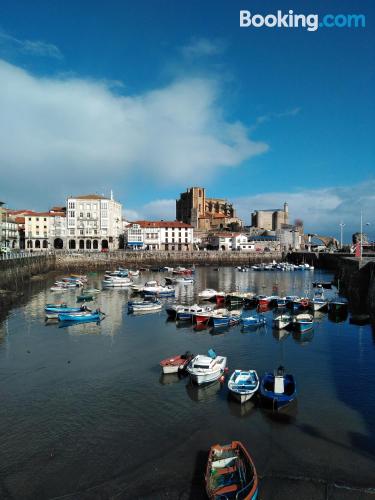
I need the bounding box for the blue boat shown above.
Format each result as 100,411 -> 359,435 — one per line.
58,310 -> 104,323
260,366 -> 296,410
293,313 -> 314,332
241,315 -> 266,328
211,311 -> 241,328
45,304 -> 88,314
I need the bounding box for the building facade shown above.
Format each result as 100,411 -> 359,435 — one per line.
251,203 -> 289,231
176,187 -> 242,231
125,221 -> 194,251
66,193 -> 122,250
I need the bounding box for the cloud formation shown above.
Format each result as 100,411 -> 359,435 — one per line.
181,37 -> 226,58
0,59 -> 267,208
234,180 -> 375,239
0,30 -> 63,59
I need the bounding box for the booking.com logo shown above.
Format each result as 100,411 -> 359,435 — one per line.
240,10 -> 366,32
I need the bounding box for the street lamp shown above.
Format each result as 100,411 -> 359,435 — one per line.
359,209 -> 371,261
339,222 -> 345,249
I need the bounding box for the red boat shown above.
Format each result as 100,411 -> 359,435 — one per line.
215,293 -> 226,305
193,312 -> 212,325
205,441 -> 258,499
257,295 -> 270,306
160,351 -> 193,374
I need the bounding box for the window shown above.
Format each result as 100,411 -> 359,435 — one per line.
36,217 -> 39,221
79,213 -> 83,218
44,218 -> 47,222
80,229 -> 84,235
87,213 -> 91,218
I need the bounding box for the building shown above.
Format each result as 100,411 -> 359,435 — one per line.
276,225 -> 301,251
0,204 -> 20,250
125,221 -> 194,251
66,193 -> 122,250
251,203 -> 289,231
24,212 -> 64,250
176,187 -> 242,231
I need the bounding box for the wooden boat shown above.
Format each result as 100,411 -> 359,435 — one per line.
293,313 -> 314,332
58,310 -> 104,323
260,366 -> 296,410
228,370 -> 259,404
273,313 -> 293,330
186,349 -> 227,385
241,315 -> 266,328
205,441 -> 258,499
159,351 -> 194,374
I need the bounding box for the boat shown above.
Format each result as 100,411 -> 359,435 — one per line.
128,270 -> 140,277
159,351 -> 194,374
198,289 -> 219,300
174,276 -> 194,284
311,290 -> 327,311
211,310 -> 241,328
58,309 -> 104,323
139,281 -> 175,297
102,276 -> 133,287
260,366 -> 297,410
192,310 -> 213,325
276,297 -> 287,308
256,295 -> 272,307
128,300 -> 162,313
241,315 -> 266,328
228,370 -> 259,404
177,304 -> 213,322
273,312 -> 293,330
226,292 -> 256,307
105,269 -> 129,277
45,304 -> 90,319
205,441 -> 258,500
50,286 -> 68,292
186,349 -> 227,385
313,281 -> 332,289
76,293 -> 95,302
293,313 -> 314,332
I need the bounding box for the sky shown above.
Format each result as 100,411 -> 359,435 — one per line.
0,0 -> 374,240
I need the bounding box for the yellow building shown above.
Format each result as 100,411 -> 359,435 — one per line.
251,203 -> 289,231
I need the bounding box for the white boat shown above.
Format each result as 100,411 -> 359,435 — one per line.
198,288 -> 218,300
50,286 -> 68,292
128,300 -> 162,313
186,350 -> 227,385
273,313 -> 293,330
102,276 -> 133,287
128,270 -> 140,277
228,370 -> 259,403
174,276 -> 194,284
311,290 -> 327,311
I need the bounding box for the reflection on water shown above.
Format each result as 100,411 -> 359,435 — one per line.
0,267 -> 374,498
186,380 -> 222,402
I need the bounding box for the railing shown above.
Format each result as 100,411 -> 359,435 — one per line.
0,251 -> 55,261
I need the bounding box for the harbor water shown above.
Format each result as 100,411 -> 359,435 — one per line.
0,267 -> 374,499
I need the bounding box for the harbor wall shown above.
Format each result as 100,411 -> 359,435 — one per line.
54,250 -> 283,271
0,253 -> 56,290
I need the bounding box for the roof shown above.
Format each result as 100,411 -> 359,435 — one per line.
70,194 -> 107,200
50,206 -> 66,212
133,220 -> 193,229
26,212 -> 65,217
7,209 -> 36,215
15,217 -> 25,224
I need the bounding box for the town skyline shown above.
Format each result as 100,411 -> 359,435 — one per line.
0,0 -> 374,239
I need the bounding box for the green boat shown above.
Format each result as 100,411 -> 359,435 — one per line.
77,294 -> 95,302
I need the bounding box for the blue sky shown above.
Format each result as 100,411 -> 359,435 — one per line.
0,0 -> 374,239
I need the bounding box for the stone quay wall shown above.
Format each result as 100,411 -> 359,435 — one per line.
54,250 -> 283,272
0,253 -> 56,291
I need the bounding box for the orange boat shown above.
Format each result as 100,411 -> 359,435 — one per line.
205,441 -> 258,499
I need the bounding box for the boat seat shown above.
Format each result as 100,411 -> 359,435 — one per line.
216,465 -> 237,476
213,484 -> 238,496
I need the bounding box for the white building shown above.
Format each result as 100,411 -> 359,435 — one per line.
66,193 -> 122,250
125,221 -> 194,251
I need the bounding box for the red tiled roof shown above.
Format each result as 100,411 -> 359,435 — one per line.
15,217 -> 25,224
7,209 -> 36,215
134,220 -> 193,229
26,212 -> 65,217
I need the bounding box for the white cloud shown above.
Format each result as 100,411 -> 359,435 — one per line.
0,59 -> 268,208
234,180 -> 375,239
181,37 -> 226,58
142,199 -> 176,220
0,30 -> 63,59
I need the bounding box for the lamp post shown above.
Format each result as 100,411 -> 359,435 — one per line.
339,222 -> 345,249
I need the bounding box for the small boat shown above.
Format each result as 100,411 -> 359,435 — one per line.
193,310 -> 213,325
293,313 -> 314,332
257,295 -> 271,306
45,305 -> 91,319
311,291 -> 327,311
276,297 -> 287,308
128,300 -> 162,313
174,276 -> 194,284
226,292 -> 256,306
58,309 -> 104,323
260,366 -> 297,410
198,289 -> 219,300
211,310 -> 241,328
76,293 -> 95,302
128,270 -> 140,277
241,315 -> 266,328
205,441 -> 258,500
102,276 -> 133,287
140,281 -> 175,297
313,281 -> 332,289
273,312 -> 293,330
228,370 -> 259,404
50,286 -> 68,292
186,349 -> 227,385
159,351 -> 194,374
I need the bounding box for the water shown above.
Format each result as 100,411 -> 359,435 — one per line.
0,267 -> 374,499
